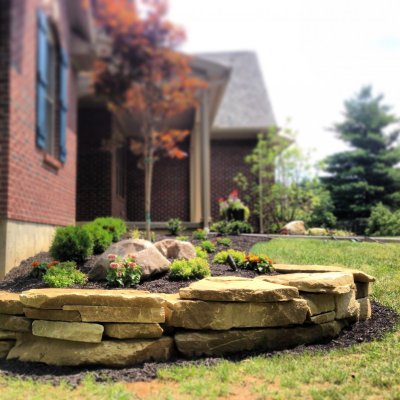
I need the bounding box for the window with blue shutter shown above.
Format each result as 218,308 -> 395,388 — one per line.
59,48 -> 68,163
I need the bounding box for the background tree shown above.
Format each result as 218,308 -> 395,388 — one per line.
93,0 -> 206,238
322,86 -> 400,232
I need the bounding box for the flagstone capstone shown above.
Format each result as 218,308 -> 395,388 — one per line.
0,291 -> 24,315
103,323 -> 163,339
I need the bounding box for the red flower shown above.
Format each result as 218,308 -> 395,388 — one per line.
230,189 -> 239,198
218,197 -> 225,203
31,261 -> 40,267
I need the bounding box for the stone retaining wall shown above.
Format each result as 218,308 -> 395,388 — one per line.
0,266 -> 375,367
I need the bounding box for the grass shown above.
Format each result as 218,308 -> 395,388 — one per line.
0,238 -> 400,399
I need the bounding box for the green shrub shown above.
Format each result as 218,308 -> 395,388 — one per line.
83,222 -> 113,254
92,217 -> 127,242
42,262 -> 87,288
195,246 -> 208,259
227,220 -> 253,235
192,229 -> 207,240
213,249 -> 246,265
50,226 -> 93,263
210,221 -> 230,236
131,227 -> 144,240
167,218 -> 183,236
169,257 -> 211,280
200,240 -> 216,253
176,235 -> 189,241
106,254 -> 142,287
217,237 -> 232,247
366,203 -> 400,236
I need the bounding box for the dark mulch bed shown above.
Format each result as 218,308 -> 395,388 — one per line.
0,234 -> 398,384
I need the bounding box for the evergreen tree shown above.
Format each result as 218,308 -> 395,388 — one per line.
323,86 -> 400,226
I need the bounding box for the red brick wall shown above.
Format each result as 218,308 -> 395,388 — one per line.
210,139 -> 257,223
127,138 -> 190,221
5,0 -> 77,226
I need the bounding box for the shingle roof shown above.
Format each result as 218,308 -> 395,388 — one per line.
196,51 -> 276,131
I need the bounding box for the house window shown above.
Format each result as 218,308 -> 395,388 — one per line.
116,147 -> 126,198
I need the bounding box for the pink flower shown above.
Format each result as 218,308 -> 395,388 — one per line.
108,254 -> 117,261
110,262 -> 119,269
128,262 -> 137,268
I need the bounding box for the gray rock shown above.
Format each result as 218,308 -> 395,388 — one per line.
155,239 -> 196,260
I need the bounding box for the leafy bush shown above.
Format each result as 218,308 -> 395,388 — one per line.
192,229 -> 207,240
200,240 -> 216,253
366,203 -> 400,236
241,254 -> 273,273
83,222 -> 113,254
210,221 -> 230,236
195,246 -> 208,259
30,260 -> 59,279
131,227 -> 144,240
329,229 -> 355,237
167,218 -> 183,236
50,226 -> 93,263
213,249 -> 246,265
106,254 -> 142,287
211,220 -> 253,235
169,257 -> 211,280
92,217 -> 127,242
176,235 -> 189,241
217,237 -> 232,247
42,262 -> 87,288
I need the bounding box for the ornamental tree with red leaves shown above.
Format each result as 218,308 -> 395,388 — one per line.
93,0 -> 207,238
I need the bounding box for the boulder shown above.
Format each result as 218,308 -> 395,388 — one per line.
300,293 -> 335,315
88,239 -> 170,281
257,272 -> 354,294
24,308 -> 82,322
155,239 -> 196,260
32,320 -> 104,343
273,264 -> 375,283
174,321 -> 344,357
0,314 -> 31,332
104,323 -> 163,339
165,298 -> 309,330
335,290 -> 360,320
0,292 -> 24,315
8,333 -> 173,367
307,228 -> 328,236
179,277 -> 299,302
19,289 -> 164,309
309,311 -> 336,324
0,341 -> 15,359
63,305 -> 165,323
280,221 -> 306,235
357,297 -> 371,321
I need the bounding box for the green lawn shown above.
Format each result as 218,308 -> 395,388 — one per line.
1,239 -> 400,399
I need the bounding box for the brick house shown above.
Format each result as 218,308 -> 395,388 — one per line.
0,0 -> 278,277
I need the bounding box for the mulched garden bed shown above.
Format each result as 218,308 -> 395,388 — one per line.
0,234 -> 398,384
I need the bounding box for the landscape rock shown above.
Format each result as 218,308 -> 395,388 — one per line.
307,228 -> 328,236
0,291 -> 24,315
335,290 -> 360,320
63,305 -> 165,323
280,221 -> 306,235
104,323 -> 163,339
179,277 -> 299,302
24,308 -> 82,322
88,239 -> 170,281
32,320 -> 104,343
0,341 -> 16,359
309,311 -> 336,324
155,239 -> 196,260
257,272 -> 354,294
0,314 -> 31,332
0,330 -> 16,340
174,321 -> 344,357
273,264 -> 375,283
8,333 -> 174,367
357,297 -> 372,321
20,289 -> 164,309
166,298 -> 309,330
300,293 -> 335,315
355,282 -> 371,299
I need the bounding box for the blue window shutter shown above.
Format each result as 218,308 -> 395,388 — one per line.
36,9 -> 48,149
59,47 -> 69,163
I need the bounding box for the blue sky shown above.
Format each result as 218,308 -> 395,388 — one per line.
170,0 -> 400,163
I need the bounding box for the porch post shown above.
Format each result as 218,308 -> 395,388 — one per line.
200,89 -> 211,230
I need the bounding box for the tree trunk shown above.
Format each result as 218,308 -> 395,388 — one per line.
144,155 -> 154,241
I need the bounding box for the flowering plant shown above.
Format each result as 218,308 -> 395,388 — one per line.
106,254 -> 142,287
218,189 -> 250,221
241,254 -> 273,274
31,260 -> 59,279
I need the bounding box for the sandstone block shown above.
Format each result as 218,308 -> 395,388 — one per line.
8,334 -> 173,367
257,272 -> 354,294
357,298 -> 372,321
155,239 -> 196,260
104,323 -> 163,339
175,321 -> 343,357
179,277 -> 299,302
0,341 -> 16,359
0,330 -> 16,340
20,289 -> 164,309
63,305 -> 165,323
355,282 -> 371,299
0,314 -> 31,332
309,311 -> 336,324
300,293 -> 335,315
0,292 -> 24,315
32,320 -> 104,343
166,298 -> 308,330
335,290 -> 360,320
24,308 -> 82,322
